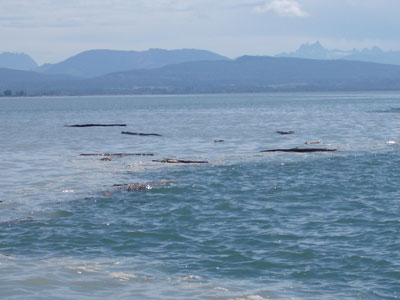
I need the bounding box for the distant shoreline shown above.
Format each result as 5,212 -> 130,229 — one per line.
2,90 -> 400,100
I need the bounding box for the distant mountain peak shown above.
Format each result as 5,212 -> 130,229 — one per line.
361,46 -> 384,55
299,41 -> 324,50
0,52 -> 38,70
278,41 -> 336,60
277,42 -> 400,65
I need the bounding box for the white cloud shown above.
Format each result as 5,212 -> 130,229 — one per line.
255,0 -> 308,17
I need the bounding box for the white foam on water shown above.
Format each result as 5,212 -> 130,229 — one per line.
228,295 -> 268,300
108,272 -> 137,281
181,275 -> 203,281
56,258 -> 156,285
0,256 -> 312,300
214,287 -> 229,292
66,265 -> 99,274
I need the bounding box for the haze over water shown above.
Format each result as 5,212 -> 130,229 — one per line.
0,93 -> 399,299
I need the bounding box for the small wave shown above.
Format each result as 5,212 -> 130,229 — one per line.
370,107 -> 400,113
228,295 -> 268,300
108,272 -> 137,281
0,253 -> 15,260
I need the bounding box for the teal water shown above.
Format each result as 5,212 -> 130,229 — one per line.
0,93 -> 399,299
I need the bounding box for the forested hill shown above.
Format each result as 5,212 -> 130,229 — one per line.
77,56 -> 400,94
2,56 -> 400,96
36,49 -> 229,78
0,52 -> 37,71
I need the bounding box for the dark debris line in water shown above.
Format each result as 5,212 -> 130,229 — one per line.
80,153 -> 154,157
103,180 -> 178,196
261,148 -> 337,153
121,131 -> 162,137
65,123 -> 127,127
276,130 -> 295,135
152,159 -> 209,164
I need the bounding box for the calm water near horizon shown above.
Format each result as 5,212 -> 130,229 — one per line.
0,92 -> 399,299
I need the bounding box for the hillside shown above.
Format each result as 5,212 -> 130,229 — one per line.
0,68 -> 78,96
0,52 -> 38,71
79,56 -> 400,94
2,56 -> 400,96
36,48 -> 229,78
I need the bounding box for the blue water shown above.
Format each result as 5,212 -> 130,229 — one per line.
0,93 -> 399,299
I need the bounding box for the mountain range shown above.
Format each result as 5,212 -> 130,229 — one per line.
0,48 -> 229,77
277,41 -> 400,65
2,45 -> 400,96
2,55 -> 400,96
4,42 -> 400,78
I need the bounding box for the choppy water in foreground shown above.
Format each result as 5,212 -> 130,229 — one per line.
0,93 -> 399,300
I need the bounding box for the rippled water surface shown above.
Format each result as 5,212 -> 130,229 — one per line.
0,93 -> 399,299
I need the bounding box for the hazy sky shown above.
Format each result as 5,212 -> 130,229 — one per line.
1,0 -> 400,64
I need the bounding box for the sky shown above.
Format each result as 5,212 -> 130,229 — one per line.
1,0 -> 400,64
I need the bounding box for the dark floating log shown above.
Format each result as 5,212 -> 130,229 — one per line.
276,131 -> 295,135
113,180 -> 177,191
261,148 -> 337,153
152,159 -> 209,164
100,157 -> 113,161
104,180 -> 177,196
66,124 -> 127,127
80,153 -> 154,157
121,131 -> 162,137
214,139 -> 225,143
112,183 -> 151,191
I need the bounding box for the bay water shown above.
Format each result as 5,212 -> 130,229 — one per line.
0,92 -> 399,299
